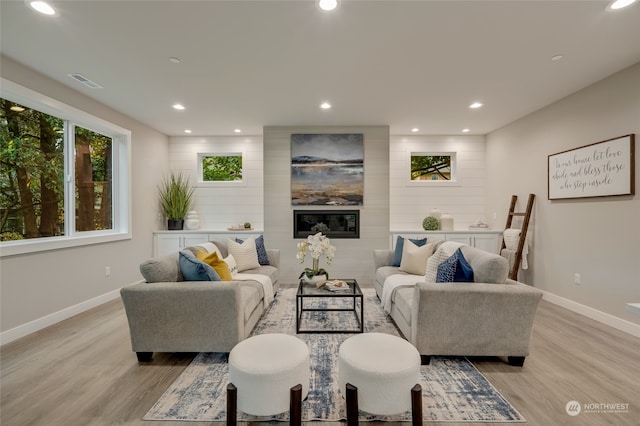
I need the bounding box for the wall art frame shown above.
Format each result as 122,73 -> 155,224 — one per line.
290,133 -> 364,206
548,134 -> 635,200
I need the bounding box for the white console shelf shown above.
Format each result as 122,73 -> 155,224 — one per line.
390,230 -> 503,254
153,230 -> 263,257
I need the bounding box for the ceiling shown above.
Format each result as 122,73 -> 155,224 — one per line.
1,0 -> 640,137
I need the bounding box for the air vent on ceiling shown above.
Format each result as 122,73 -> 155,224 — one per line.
67,73 -> 103,89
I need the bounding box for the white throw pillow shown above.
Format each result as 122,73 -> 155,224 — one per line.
224,254 -> 238,275
227,237 -> 260,272
425,241 -> 465,282
399,240 -> 434,275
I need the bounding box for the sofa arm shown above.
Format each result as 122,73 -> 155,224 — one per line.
411,281 -> 543,357
373,249 -> 394,270
120,281 -> 245,353
267,249 -> 280,269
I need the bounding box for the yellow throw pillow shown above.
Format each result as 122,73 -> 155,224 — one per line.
196,251 -> 233,281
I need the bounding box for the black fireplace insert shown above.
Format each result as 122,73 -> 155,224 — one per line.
293,210 -> 359,239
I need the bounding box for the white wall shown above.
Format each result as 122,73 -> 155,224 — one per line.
167,136 -> 264,231
390,135 -> 486,231
264,126 -> 390,286
486,62 -> 640,331
0,57 -> 169,341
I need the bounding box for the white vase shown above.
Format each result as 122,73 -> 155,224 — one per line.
429,208 -> 442,220
302,274 -> 328,286
440,213 -> 454,231
184,211 -> 200,230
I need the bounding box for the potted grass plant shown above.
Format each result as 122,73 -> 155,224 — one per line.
158,172 -> 195,230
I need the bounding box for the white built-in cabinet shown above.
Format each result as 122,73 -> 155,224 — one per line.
391,230 -> 502,254
153,231 -> 263,257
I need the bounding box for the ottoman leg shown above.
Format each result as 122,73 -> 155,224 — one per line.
411,384 -> 423,426
290,384 -> 302,426
345,383 -> 359,426
226,383 -> 237,426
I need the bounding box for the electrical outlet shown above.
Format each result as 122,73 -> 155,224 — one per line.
105,266 -> 111,277
493,212 -> 497,220
574,273 -> 581,285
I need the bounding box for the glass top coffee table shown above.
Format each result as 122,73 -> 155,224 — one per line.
296,278 -> 364,334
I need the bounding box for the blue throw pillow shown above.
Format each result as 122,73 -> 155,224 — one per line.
179,251 -> 221,281
236,235 -> 270,265
436,248 -> 474,283
392,236 -> 428,267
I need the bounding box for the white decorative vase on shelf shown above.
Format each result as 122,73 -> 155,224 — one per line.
184,211 -> 200,230
429,208 -> 442,220
440,213 -> 454,231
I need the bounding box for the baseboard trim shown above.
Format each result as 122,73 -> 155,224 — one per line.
542,291 -> 640,338
0,289 -> 121,346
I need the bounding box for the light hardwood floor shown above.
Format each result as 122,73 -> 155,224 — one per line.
1,294 -> 639,426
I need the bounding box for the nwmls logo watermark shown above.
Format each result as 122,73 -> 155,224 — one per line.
566,400 -> 630,416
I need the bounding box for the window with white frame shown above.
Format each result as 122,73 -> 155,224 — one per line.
0,79 -> 131,256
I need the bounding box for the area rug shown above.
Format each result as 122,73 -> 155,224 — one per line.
144,288 -> 525,422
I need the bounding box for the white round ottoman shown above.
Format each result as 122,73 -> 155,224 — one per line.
228,333 -> 310,416
338,332 -> 421,415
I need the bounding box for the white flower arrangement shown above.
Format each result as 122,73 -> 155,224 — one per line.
296,232 -> 336,279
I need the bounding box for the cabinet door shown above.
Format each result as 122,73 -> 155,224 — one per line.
472,234 -> 500,254
154,234 -> 183,257
183,234 -> 209,248
445,234 -> 472,245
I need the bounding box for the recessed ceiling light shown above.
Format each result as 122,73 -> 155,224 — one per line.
29,1 -> 56,15
318,0 -> 338,11
608,0 -> 637,10
169,57 -> 181,64
184,129 -> 192,134
10,105 -> 25,112
320,102 -> 332,109
234,129 -> 242,133
411,128 -> 420,133
172,103 -> 185,110
469,102 -> 483,109
462,128 -> 470,133
551,54 -> 564,61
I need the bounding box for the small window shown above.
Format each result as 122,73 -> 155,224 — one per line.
409,152 -> 457,185
198,152 -> 243,184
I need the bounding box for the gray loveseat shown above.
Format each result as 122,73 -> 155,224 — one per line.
120,239 -> 279,362
374,241 -> 542,366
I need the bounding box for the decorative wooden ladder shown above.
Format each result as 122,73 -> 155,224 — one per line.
501,194 -> 536,280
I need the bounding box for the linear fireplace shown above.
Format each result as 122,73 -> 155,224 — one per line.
293,210 -> 360,239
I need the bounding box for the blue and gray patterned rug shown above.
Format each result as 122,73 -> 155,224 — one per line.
143,287 -> 525,422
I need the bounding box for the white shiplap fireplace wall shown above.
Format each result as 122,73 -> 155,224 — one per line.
390,135 -> 487,231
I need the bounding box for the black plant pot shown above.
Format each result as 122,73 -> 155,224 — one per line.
167,219 -> 184,230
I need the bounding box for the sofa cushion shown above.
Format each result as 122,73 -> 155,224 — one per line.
197,251 -> 233,281
227,237 -> 261,272
399,240 -> 434,275
425,241 -> 465,282
393,287 -> 415,327
225,254 -> 239,275
436,248 -> 474,283
240,264 -> 279,286
375,266 -> 409,288
139,252 -> 182,283
179,251 -> 221,281
239,282 -> 263,322
459,245 -> 509,284
392,236 -> 428,267
237,234 -> 270,265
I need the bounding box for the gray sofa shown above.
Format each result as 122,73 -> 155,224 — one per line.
374,242 -> 542,366
120,240 -> 279,362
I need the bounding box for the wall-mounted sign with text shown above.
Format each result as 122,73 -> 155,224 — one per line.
548,134 -> 635,200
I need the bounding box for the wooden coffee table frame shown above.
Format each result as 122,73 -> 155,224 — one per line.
295,279 -> 364,334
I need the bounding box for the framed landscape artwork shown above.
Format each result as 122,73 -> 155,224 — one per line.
548,134 -> 635,200
291,134 -> 364,206
197,152 -> 243,185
